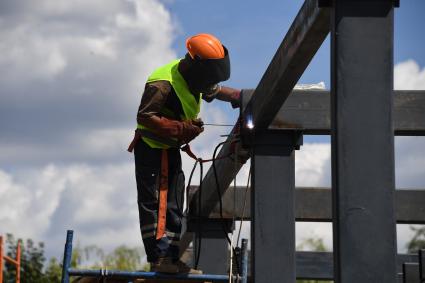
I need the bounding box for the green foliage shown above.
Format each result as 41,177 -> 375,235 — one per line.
44,258 -> 62,283
4,234 -> 47,283
104,245 -> 142,270
406,225 -> 425,253
297,237 -> 328,252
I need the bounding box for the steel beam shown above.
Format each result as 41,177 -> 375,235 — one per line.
195,187 -> 425,224
295,252 -> 417,280
331,1 -> 397,282
244,0 -> 330,130
177,251 -> 416,280
241,89 -> 425,135
180,0 -> 330,256
250,130 -> 302,283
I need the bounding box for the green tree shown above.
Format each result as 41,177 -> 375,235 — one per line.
4,234 -> 47,283
104,245 -> 143,270
2,233 -> 148,282
406,225 -> 425,253
297,237 -> 328,253
44,257 -> 62,283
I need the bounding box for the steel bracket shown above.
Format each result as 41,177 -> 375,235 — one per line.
186,218 -> 234,235
240,101 -> 303,151
242,128 -> 303,156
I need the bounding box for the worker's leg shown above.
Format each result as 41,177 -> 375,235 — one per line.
164,152 -> 202,274
134,139 -> 170,263
164,149 -> 185,262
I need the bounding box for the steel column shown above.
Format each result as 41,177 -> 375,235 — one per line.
420,249 -> 425,282
251,130 -> 302,283
189,219 -> 233,274
403,263 -> 420,283
331,1 -> 397,282
240,239 -> 248,283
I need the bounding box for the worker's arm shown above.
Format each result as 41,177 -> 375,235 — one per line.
137,82 -> 203,143
202,85 -> 241,108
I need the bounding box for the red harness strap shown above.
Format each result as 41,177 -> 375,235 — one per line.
155,144 -> 233,241
156,149 -> 169,240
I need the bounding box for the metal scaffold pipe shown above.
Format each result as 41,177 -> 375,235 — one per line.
61,230 -> 249,283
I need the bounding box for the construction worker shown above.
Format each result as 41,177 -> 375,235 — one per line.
129,33 -> 240,274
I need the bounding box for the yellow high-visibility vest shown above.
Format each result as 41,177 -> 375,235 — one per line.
137,59 -> 202,148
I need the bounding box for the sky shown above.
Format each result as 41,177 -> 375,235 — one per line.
1,0 -> 425,262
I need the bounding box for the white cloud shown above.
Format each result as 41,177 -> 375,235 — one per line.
0,163 -> 141,259
0,0 -> 176,166
0,0 -> 176,259
296,143 -> 331,187
395,59 -> 425,90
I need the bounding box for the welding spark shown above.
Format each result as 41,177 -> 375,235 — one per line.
246,117 -> 254,129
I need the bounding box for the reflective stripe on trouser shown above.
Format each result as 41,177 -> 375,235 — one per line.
134,139 -> 185,263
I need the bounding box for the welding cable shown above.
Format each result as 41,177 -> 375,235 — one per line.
181,137 -> 241,272
229,147 -> 238,282
194,160 -> 204,269
180,159 -> 201,268
212,140 -> 240,274
175,170 -> 184,215
181,157 -> 203,269
236,166 -> 251,247
181,160 -> 199,215
203,123 -> 234,127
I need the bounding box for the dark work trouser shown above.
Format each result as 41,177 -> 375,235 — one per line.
134,139 -> 185,263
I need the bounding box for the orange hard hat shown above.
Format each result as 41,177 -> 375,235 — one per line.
186,33 -> 225,60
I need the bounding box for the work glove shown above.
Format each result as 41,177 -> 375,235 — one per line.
191,118 -> 204,128
178,120 -> 204,144
146,116 -> 204,145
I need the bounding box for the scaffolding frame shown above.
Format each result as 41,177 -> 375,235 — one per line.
60,230 -> 248,283
0,235 -> 21,283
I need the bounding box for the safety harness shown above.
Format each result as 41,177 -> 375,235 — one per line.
128,131 -> 236,241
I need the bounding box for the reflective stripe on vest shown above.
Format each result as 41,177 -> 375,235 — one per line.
138,59 -> 202,149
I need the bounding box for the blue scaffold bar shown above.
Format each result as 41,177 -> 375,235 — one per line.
68,269 -> 234,281
61,230 -> 249,282
61,230 -> 74,283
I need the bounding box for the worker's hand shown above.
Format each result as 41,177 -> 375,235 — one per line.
191,118 -> 204,128
179,120 -> 204,143
214,86 -> 241,108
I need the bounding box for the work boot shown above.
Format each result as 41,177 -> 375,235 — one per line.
175,260 -> 203,274
150,257 -> 179,274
